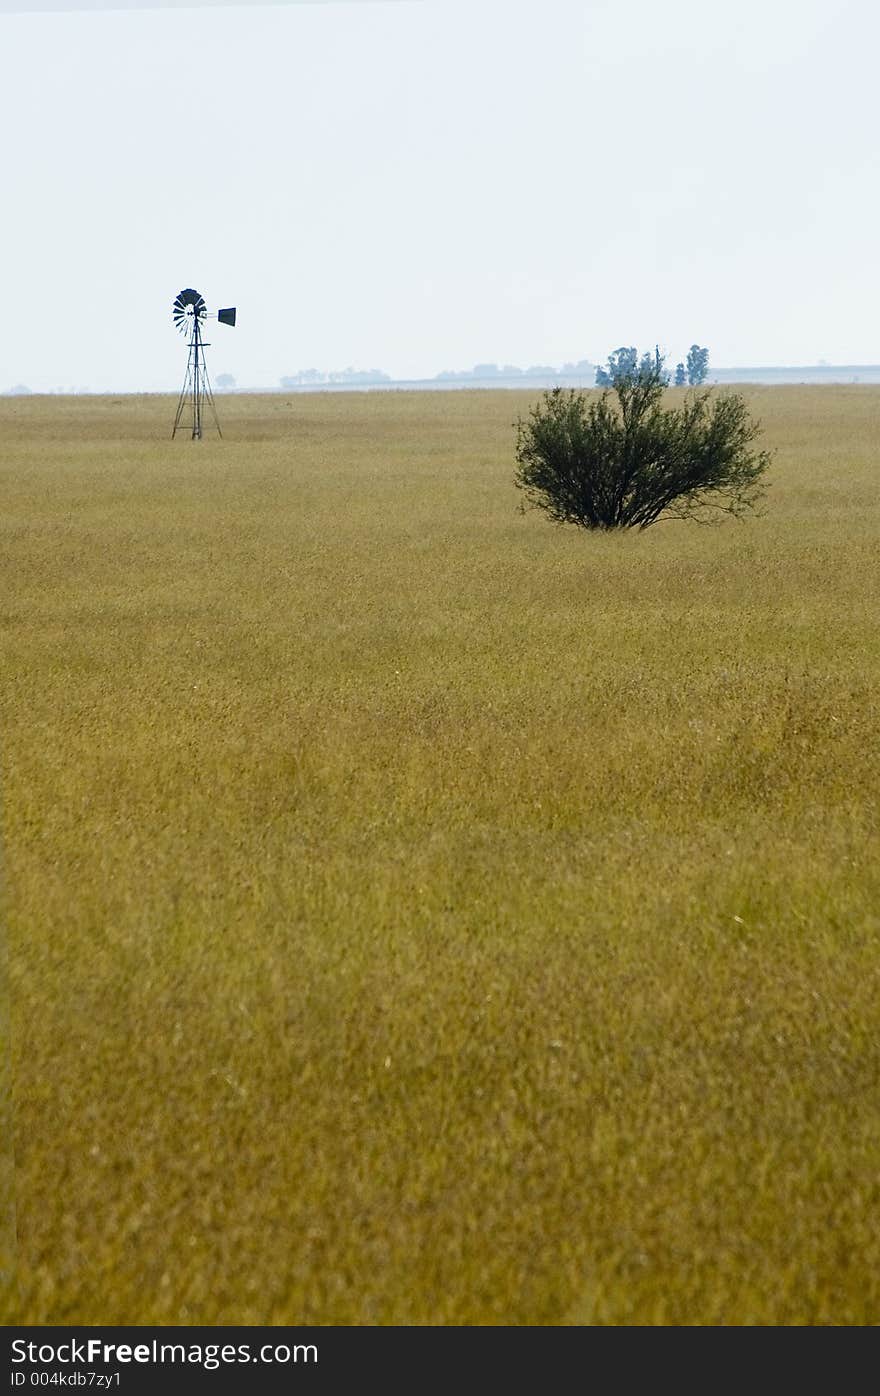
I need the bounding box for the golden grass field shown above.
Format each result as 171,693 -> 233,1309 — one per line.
1,386 -> 878,1324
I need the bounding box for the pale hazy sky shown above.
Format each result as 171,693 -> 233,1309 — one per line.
1,0 -> 877,391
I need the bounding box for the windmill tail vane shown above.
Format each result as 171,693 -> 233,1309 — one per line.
172,288 -> 237,440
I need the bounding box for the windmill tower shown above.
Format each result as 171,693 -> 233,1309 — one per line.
172,288 -> 236,440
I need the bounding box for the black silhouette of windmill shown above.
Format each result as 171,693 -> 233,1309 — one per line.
172,288 -> 236,440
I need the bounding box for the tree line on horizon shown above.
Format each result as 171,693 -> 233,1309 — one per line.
275,351 -> 710,389
595,344 -> 709,389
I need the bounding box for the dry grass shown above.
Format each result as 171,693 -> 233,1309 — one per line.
1,386 -> 878,1324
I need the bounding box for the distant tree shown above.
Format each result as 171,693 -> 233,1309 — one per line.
595,345 -> 638,387
686,344 -> 710,386
215,373 -> 236,391
674,362 -> 687,387
596,345 -> 667,389
515,351 -> 769,531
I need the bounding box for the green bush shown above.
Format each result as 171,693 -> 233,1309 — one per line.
515,354 -> 770,531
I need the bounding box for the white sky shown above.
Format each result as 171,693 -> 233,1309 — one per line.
1,0 -> 877,391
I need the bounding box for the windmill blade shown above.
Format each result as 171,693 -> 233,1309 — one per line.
173,288 -> 207,333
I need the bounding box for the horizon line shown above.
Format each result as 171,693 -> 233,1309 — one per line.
7,365 -> 880,398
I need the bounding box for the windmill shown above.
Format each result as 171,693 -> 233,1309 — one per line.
172,288 -> 237,440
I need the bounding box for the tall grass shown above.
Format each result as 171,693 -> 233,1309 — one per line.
1,387 -> 878,1323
